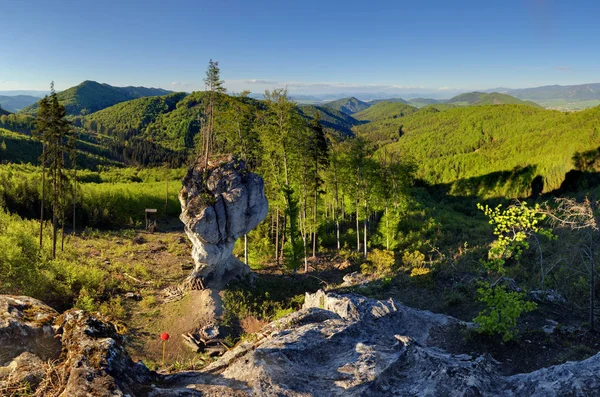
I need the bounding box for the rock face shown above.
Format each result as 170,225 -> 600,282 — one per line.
4,292 -> 600,396
0,295 -> 153,396
179,156 -> 268,287
161,290 -> 600,396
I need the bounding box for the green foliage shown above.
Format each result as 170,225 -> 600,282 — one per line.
474,283 -> 537,341
361,248 -> 396,277
473,202 -> 547,341
353,101 -> 419,122
477,202 -> 553,274
402,250 -> 425,268
369,104 -> 600,197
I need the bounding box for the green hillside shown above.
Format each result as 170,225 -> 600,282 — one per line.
21,81 -> 172,116
0,106 -> 10,116
85,92 -> 187,137
407,98 -> 442,107
374,104 -> 600,197
298,105 -> 361,136
353,101 -> 418,122
322,97 -> 371,114
447,92 -> 541,108
368,98 -> 409,105
0,95 -> 39,112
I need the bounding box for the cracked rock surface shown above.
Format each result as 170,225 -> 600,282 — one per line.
3,292 -> 600,396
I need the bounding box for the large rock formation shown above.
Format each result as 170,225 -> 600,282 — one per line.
179,156 -> 268,288
3,292 -> 600,396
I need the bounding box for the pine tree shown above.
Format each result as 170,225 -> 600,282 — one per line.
201,59 -> 226,169
37,82 -> 76,258
307,114 -> 329,260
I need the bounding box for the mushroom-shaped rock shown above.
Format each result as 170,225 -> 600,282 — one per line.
179,156 -> 268,288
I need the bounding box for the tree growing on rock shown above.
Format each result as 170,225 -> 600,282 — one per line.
200,59 -> 226,169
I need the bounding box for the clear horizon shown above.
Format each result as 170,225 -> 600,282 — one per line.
2,0 -> 600,96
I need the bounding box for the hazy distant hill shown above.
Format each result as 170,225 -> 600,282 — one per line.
447,92 -> 541,108
506,83 -> 600,102
21,81 -> 172,116
368,98 -> 410,105
407,98 -> 442,107
322,97 -> 371,114
353,101 -> 418,122
0,95 -> 40,112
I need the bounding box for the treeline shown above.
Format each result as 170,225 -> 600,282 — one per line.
0,164 -> 181,229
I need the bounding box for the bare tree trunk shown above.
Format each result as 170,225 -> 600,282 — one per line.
385,205 -> 389,250
275,207 -> 280,265
302,194 -> 308,273
61,212 -> 65,251
165,171 -> 169,221
363,200 -> 368,258
312,189 -> 317,258
244,234 -> 248,266
356,200 -> 360,253
72,176 -> 77,232
39,144 -> 46,248
52,167 -> 57,259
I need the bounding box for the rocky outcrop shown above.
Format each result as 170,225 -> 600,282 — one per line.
179,156 -> 268,288
3,292 -> 600,396
0,295 -> 153,396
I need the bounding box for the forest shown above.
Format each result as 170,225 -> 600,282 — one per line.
2,61 -> 600,375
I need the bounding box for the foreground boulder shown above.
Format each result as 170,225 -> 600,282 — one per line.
0,295 -> 152,396
3,292 -> 600,396
179,155 -> 268,288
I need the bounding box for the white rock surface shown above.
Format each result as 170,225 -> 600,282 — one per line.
179,156 -> 268,287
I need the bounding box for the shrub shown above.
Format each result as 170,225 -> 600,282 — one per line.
361,249 -> 396,278
474,283 -> 537,341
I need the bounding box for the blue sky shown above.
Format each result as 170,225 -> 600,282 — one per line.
1,0 -> 599,97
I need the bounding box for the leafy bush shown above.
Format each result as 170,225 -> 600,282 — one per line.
361,248 -> 396,277
474,283 -> 537,341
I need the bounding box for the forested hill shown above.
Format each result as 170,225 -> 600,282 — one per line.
322,97 -> 371,114
0,95 -> 39,112
0,106 -> 10,116
297,105 -> 362,136
20,80 -> 172,116
368,104 -> 600,197
446,92 -> 542,108
353,101 -> 418,122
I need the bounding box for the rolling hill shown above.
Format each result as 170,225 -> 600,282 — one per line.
407,98 -> 442,107
0,106 -> 10,116
353,101 -> 418,122
322,97 -> 371,114
368,98 -> 410,105
20,81 -> 172,116
447,92 -> 541,108
371,104 -> 600,197
0,95 -> 40,113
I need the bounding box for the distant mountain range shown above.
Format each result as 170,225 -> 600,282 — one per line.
20,81 -> 172,115
0,95 -> 41,113
319,91 -> 541,118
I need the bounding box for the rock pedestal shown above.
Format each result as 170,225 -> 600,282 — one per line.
179,156 -> 268,288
